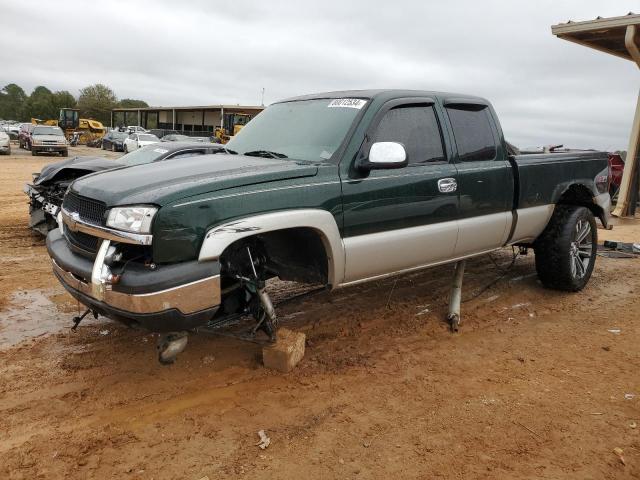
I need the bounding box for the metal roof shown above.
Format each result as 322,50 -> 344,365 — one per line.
551,12 -> 640,61
112,104 -> 265,112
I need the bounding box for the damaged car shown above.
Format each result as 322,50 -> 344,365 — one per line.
24,142 -> 224,235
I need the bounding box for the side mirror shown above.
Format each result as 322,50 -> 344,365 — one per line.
359,142 -> 408,170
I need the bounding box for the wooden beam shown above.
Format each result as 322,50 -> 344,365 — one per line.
613,25 -> 640,217
611,96 -> 640,217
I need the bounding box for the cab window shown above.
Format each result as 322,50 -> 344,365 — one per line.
373,106 -> 445,164
445,106 -> 497,162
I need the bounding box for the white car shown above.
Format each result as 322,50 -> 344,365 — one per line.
127,125 -> 148,134
123,133 -> 160,152
0,131 -> 10,155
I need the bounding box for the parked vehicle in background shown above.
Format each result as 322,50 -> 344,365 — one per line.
0,131 -> 11,155
101,131 -> 128,151
31,126 -> 68,157
46,89 -> 611,363
161,134 -> 216,143
608,153 -> 624,199
127,125 -> 148,134
25,142 -> 223,234
161,134 -> 190,142
148,129 -> 178,139
123,133 -> 160,152
2,123 -> 20,140
19,123 -> 35,149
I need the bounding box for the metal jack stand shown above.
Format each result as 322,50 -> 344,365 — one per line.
71,308 -> 98,331
446,260 -> 466,332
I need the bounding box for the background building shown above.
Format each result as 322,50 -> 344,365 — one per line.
110,104 -> 264,136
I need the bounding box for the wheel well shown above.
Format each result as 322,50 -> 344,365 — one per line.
220,227 -> 329,285
557,184 -> 605,225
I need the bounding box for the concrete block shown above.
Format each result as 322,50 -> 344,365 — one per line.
262,328 -> 306,372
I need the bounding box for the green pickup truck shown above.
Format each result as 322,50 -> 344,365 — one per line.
47,90 -> 611,362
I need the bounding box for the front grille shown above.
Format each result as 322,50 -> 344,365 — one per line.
63,224 -> 100,255
62,192 -> 107,225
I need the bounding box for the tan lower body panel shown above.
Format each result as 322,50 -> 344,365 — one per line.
343,220 -> 458,283
509,205 -> 555,244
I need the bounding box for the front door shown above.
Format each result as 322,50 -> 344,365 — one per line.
341,101 -> 459,284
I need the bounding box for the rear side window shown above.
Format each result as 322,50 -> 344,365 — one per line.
446,106 -> 497,162
373,106 -> 445,164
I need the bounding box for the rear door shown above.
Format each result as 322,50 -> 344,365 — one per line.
341,99 -> 459,283
442,100 -> 514,256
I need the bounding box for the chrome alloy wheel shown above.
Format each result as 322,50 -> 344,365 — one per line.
570,218 -> 592,279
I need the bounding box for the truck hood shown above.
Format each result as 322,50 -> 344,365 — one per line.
70,153 -> 320,207
35,156 -> 117,185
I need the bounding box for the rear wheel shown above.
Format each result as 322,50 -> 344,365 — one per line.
123,144 -> 128,153
534,205 -> 597,291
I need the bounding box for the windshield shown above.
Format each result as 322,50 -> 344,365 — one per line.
138,134 -> 159,142
118,145 -> 169,166
226,98 -> 367,161
33,126 -> 64,136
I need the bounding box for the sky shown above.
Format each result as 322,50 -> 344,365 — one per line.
1,0 -> 638,150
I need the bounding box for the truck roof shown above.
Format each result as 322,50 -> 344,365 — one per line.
279,89 -> 490,106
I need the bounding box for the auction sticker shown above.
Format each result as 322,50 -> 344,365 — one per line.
328,98 -> 367,109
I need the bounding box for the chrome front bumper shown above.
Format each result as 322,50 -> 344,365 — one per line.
47,223 -> 221,330
52,258 -> 221,315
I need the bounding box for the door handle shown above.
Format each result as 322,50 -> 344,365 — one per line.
438,178 -> 457,193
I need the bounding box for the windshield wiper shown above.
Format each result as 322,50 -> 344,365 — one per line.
243,150 -> 288,159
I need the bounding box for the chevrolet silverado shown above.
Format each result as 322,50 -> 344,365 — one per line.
46,90 -> 611,362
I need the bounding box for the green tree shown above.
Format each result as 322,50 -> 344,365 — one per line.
117,98 -> 149,108
26,86 -> 56,120
77,84 -> 117,124
52,90 -> 76,111
0,83 -> 28,120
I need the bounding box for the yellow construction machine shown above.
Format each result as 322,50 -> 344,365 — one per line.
32,108 -> 106,145
214,113 -> 253,143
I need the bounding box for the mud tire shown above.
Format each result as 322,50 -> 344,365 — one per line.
534,205 -> 597,292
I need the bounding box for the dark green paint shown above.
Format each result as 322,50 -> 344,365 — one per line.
68,90 -> 609,264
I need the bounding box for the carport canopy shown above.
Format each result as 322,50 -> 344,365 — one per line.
551,13 -> 640,217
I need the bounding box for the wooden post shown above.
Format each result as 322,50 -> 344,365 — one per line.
612,25 -> 640,217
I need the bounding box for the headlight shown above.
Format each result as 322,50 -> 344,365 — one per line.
106,206 -> 157,233
32,140 -> 42,145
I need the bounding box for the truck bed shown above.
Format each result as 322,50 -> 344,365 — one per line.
512,151 -> 609,210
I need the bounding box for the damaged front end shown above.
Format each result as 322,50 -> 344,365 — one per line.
24,179 -> 68,235
24,156 -> 117,236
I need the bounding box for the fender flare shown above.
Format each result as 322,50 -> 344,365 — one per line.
198,209 -> 345,287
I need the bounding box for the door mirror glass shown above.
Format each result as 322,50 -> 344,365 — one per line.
366,142 -> 408,169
